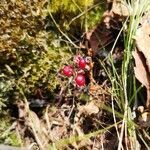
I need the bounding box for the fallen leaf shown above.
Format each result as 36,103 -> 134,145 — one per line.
79,101 -> 99,115
132,49 -> 150,88
27,110 -> 49,150
138,112 -> 150,127
133,48 -> 150,110
84,11 -> 122,55
133,12 -> 150,110
18,101 -> 49,150
136,12 -> 150,72
112,0 -> 129,16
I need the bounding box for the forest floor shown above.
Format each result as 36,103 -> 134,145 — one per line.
0,0 -> 150,150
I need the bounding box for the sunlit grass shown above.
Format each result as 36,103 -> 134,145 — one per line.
105,0 -> 150,149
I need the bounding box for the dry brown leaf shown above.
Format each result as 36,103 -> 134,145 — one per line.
132,49 -> 150,88
27,110 -> 49,150
79,101 -> 99,115
137,106 -> 150,127
17,101 -> 49,150
136,12 -> 150,72
50,126 -> 67,141
133,48 -> 150,110
133,12 -> 150,110
138,112 -> 150,127
112,0 -> 129,16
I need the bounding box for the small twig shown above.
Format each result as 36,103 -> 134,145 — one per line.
28,112 -> 44,150
58,76 -> 73,105
45,106 -> 51,133
143,129 -> 150,141
68,97 -> 75,119
47,5 -> 79,48
71,0 -> 83,13
68,2 -> 104,26
28,143 -> 37,150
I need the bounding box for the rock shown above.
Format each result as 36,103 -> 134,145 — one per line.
0,144 -> 25,150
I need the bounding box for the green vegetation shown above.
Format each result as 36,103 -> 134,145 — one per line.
48,0 -> 105,32
0,116 -> 21,146
0,0 -> 105,146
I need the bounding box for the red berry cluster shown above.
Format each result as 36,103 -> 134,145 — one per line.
62,56 -> 87,87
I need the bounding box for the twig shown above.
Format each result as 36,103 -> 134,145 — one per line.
68,97 -> 75,119
47,5 -> 79,48
68,2 -> 104,26
45,106 -> 51,133
28,111 -> 45,150
27,143 -> 37,150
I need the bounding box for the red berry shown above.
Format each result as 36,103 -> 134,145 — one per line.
78,58 -> 86,69
63,65 -> 73,77
75,74 -> 85,86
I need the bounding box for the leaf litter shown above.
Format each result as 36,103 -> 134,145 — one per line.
133,11 -> 150,127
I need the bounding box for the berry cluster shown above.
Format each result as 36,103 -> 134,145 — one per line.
62,55 -> 88,87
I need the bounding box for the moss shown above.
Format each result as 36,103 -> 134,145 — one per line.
0,0 -> 105,147
0,3 -> 71,147
0,116 -> 22,146
48,0 -> 106,33
7,132 -> 22,146
49,0 -> 94,13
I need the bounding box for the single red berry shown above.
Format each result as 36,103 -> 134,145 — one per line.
63,65 -> 73,77
78,58 -> 86,69
75,74 -> 85,86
